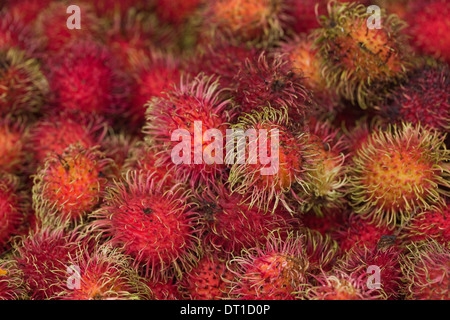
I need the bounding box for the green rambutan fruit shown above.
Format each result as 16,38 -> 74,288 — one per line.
196,182 -> 300,255
228,106 -> 313,212
227,231 -> 309,300
0,48 -> 49,117
179,250 -> 234,300
90,170 -> 201,279
348,123 -> 449,229
313,1 -> 412,109
401,240 -> 449,300
55,245 -> 146,300
299,118 -> 349,215
143,74 -> 233,188
32,144 -> 114,227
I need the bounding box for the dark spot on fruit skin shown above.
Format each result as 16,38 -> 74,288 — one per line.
143,208 -> 153,214
98,171 -> 105,178
57,154 -> 70,172
92,293 -> 103,300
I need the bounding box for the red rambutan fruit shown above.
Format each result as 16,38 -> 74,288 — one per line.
0,116 -> 29,174
228,106 -> 313,212
233,52 -> 312,122
101,129 -> 139,178
179,250 -> 234,300
0,11 -> 42,54
32,144 -> 114,226
305,271 -> 384,300
332,213 -> 395,253
155,0 -> 204,26
401,240 -> 450,300
0,48 -> 49,117
0,173 -> 28,252
142,276 -> 182,300
407,0 -> 450,64
55,245 -> 145,300
35,1 -> 104,53
143,74 -> 232,188
26,111 -> 107,168
399,203 -> 450,246
90,170 -> 201,279
227,231 -> 309,300
300,207 -> 348,236
13,226 -> 89,300
84,0 -> 150,19
196,182 -> 299,255
202,0 -> 284,47
348,123 -> 450,229
302,228 -> 340,275
47,40 -> 132,119
334,245 -> 403,299
313,1 -> 412,109
0,259 -> 26,300
382,60 -> 450,132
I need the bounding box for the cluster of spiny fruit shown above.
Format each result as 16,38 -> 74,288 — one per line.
0,0 -> 448,300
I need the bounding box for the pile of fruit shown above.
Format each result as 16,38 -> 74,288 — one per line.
0,0 -> 448,300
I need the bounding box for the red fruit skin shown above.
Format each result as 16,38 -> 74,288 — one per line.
302,228 -> 340,274
300,207 -> 348,236
0,259 -> 25,300
399,203 -> 450,245
407,0 -> 450,63
0,11 -> 42,54
197,183 -> 300,255
155,0 -> 203,26
179,252 -> 234,300
143,74 -> 233,189
91,171 -> 201,279
382,62 -> 450,132
144,277 -> 182,300
26,112 -> 107,168
233,52 -> 312,122
335,246 -> 403,299
4,0 -> 52,25
0,116 -> 29,174
0,174 -> 28,252
47,41 -> 132,119
332,214 -> 395,253
35,2 -> 103,53
13,227 -> 88,300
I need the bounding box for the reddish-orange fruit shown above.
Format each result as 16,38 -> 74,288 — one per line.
228,231 -> 309,300
35,2 -> 103,53
0,174 -> 28,252
32,144 -> 113,226
407,0 -> 450,63
155,0 -> 204,26
91,171 -> 201,279
203,0 -> 284,46
56,245 -> 145,300
47,41 -> 132,119
27,112 -> 107,167
143,74 -> 232,188
0,259 -> 25,300
401,240 -> 450,300
0,116 -> 29,174
179,251 -> 234,300
143,277 -> 182,300
0,11 -> 41,54
335,246 -> 403,299
349,123 -> 450,229
0,48 -> 49,117
197,183 -> 299,255
13,226 -> 88,300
